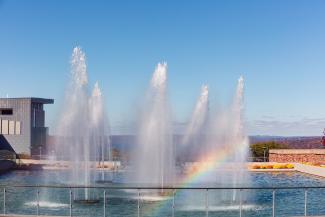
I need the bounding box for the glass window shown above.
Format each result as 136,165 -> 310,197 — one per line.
9,121 -> 15,135
15,121 -> 21,135
0,109 -> 13,115
1,120 -> 8,135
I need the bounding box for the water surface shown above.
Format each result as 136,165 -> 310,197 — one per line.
0,170 -> 325,217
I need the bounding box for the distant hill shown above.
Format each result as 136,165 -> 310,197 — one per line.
110,135 -> 324,150
249,136 -> 323,149
48,135 -> 324,154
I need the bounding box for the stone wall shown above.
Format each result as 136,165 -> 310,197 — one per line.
269,149 -> 325,164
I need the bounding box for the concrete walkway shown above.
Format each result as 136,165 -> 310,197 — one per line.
295,163 -> 325,178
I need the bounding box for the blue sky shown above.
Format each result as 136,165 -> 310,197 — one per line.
1,0 -> 325,136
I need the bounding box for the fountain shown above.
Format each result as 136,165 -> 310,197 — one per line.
179,76 -> 250,209
55,46 -> 111,202
90,82 -> 112,183
180,85 -> 209,162
131,62 -> 175,192
53,50 -> 249,207
205,76 -> 249,201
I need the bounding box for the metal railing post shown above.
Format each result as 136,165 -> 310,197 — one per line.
205,189 -> 209,217
3,188 -> 6,215
304,189 -> 307,216
137,189 -> 140,217
239,189 -> 242,217
272,189 -> 275,217
37,189 -> 40,216
172,190 -> 175,217
69,189 -> 72,217
103,190 -> 106,217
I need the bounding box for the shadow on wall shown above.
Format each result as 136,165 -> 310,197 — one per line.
0,135 -> 16,153
0,135 -> 17,174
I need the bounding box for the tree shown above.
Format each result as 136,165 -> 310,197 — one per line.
250,141 -> 288,159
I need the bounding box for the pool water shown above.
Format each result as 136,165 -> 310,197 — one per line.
0,170 -> 325,217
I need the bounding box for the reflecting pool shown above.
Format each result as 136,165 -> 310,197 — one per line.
0,170 -> 325,217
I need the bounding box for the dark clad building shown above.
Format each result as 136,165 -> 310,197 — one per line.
0,98 -> 53,156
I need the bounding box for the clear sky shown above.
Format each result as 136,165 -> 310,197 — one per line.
1,0 -> 325,136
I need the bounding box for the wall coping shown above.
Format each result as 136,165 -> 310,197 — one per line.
269,149 -> 325,154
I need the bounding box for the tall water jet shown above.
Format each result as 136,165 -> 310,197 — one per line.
55,46 -> 111,201
132,62 -> 175,190
179,76 -> 249,208
176,77 -> 250,211
227,76 -> 250,199
90,82 -> 111,181
207,75 -> 249,200
58,46 -> 91,199
180,85 -> 209,162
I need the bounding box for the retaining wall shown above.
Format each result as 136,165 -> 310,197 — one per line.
269,149 -> 325,164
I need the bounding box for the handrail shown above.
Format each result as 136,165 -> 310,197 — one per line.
0,184 -> 324,190
0,184 -> 322,216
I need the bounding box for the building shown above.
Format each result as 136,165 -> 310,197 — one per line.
0,98 -> 54,156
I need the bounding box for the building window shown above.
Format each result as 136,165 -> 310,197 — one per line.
1,120 -> 8,134
15,121 -> 21,135
9,121 -> 15,135
0,109 -> 13,115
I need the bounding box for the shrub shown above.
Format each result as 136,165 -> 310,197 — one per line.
260,165 -> 268,169
273,164 -> 285,169
251,163 -> 294,169
285,164 -> 294,169
266,165 -> 273,169
251,165 -> 260,169
250,141 -> 289,160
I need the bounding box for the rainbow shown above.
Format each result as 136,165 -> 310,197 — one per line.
147,142 -> 247,216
